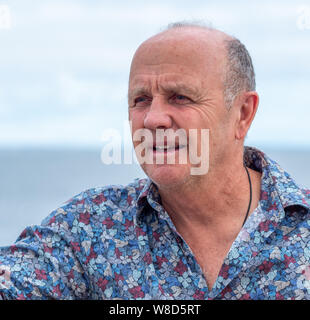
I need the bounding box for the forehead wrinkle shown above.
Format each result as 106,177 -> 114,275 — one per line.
158,81 -> 200,97
128,78 -> 201,101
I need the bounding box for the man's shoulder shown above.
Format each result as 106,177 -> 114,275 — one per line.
69,177 -> 149,207
41,178 -> 149,227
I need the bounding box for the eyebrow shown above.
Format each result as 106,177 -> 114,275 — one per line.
128,83 -> 200,101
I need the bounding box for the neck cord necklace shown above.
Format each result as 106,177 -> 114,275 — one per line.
242,165 -> 252,227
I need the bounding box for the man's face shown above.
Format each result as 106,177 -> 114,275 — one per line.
128,29 -> 235,189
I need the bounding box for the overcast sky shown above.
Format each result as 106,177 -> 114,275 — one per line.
0,0 -> 310,149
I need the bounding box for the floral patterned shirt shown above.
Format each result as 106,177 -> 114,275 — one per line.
1,146 -> 310,300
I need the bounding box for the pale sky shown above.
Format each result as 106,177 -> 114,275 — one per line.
0,0 -> 310,149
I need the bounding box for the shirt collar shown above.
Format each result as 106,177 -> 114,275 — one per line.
136,178 -> 162,220
136,146 -> 310,222
244,146 -> 310,211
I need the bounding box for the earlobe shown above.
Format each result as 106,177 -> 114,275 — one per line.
235,92 -> 259,140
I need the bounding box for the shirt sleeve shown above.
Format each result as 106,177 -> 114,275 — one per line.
0,192 -> 92,300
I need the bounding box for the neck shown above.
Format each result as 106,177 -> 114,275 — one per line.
158,156 -> 259,244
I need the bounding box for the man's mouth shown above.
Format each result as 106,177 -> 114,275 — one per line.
152,144 -> 186,152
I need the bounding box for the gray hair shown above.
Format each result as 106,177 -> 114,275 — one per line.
164,21 -> 256,109
224,38 -> 256,108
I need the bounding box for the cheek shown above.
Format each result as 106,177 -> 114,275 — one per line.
129,110 -> 145,131
129,108 -> 146,122
128,110 -> 147,148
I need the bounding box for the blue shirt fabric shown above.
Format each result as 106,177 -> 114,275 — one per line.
1,146 -> 310,300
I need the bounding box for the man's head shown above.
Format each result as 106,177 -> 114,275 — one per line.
128,22 -> 259,189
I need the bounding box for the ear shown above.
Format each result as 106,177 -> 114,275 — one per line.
235,91 -> 259,140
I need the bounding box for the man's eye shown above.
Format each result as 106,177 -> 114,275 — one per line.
134,96 -> 151,106
172,94 -> 191,104
135,97 -> 146,103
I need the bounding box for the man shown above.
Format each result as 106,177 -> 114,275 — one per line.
0,22 -> 309,300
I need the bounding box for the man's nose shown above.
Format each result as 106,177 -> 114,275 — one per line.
143,97 -> 172,130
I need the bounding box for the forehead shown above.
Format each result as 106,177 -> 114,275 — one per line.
129,29 -> 227,92
128,73 -> 202,101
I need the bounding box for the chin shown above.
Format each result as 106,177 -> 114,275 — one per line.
142,164 -> 191,190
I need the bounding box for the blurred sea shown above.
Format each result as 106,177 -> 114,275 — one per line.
0,147 -> 310,246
